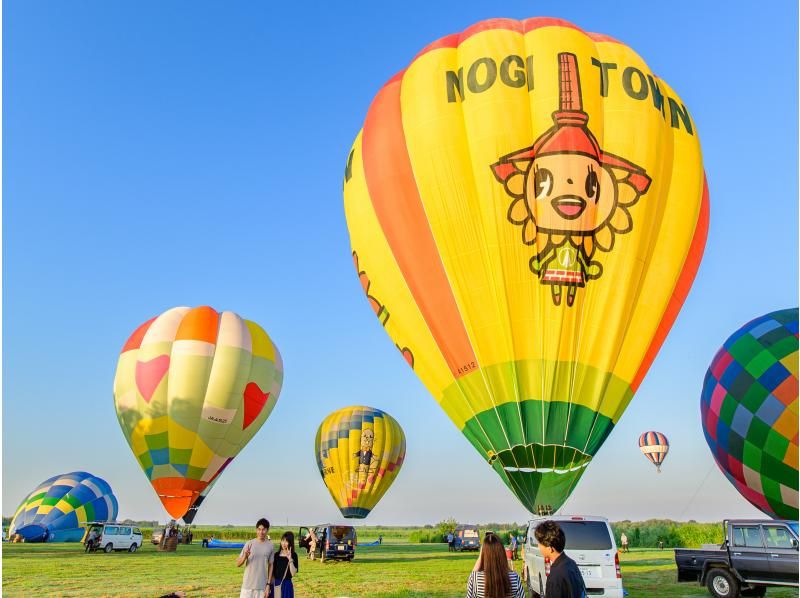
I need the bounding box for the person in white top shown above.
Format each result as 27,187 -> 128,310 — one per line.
465,531 -> 525,598
236,518 -> 276,598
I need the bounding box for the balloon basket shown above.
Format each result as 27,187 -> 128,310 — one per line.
157,536 -> 179,552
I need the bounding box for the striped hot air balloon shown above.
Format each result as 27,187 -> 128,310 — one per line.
343,17 -> 707,513
113,306 -> 283,522
639,431 -> 670,472
9,471 -> 118,542
701,308 -> 798,520
315,406 -> 405,519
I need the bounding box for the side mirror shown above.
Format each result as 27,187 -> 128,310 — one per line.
791,538 -> 798,550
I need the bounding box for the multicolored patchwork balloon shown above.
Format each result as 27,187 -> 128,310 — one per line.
315,406 -> 405,518
343,17 -> 708,512
701,308 -> 798,520
9,471 -> 118,542
639,431 -> 669,472
113,306 -> 283,522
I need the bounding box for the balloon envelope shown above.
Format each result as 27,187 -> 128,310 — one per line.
638,431 -> 669,472
344,17 -> 708,512
701,308 -> 798,520
315,406 -> 405,518
113,306 -> 283,521
9,471 -> 118,542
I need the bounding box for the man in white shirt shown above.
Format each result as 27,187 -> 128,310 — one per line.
236,518 -> 275,598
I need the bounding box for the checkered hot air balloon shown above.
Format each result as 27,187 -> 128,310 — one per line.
701,308 -> 798,520
315,406 -> 405,519
9,471 -> 118,542
113,306 -> 283,522
638,431 -> 669,472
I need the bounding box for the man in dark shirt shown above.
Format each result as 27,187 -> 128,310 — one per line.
534,520 -> 587,598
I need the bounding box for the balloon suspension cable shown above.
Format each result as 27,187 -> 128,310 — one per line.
678,461 -> 716,521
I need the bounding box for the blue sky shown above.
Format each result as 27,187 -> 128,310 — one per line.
3,1 -> 797,526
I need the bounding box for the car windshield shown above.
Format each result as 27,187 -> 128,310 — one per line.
330,527 -> 355,541
553,521 -> 613,550
789,522 -> 799,536
462,529 -> 479,538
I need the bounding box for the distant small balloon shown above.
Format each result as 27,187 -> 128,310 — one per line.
638,431 -> 670,472
315,406 -> 405,518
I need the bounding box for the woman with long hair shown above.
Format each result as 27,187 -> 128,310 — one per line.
465,532 -> 525,598
271,531 -> 299,598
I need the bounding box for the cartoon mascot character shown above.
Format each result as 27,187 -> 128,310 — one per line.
492,53 -> 652,306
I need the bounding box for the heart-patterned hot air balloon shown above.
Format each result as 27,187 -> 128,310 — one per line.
113,306 -> 283,522
344,17 -> 708,512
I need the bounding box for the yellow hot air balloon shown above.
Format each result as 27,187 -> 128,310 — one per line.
343,18 -> 708,513
113,306 -> 283,522
315,406 -> 406,518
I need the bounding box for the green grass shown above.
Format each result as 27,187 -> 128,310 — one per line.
2,543 -> 798,597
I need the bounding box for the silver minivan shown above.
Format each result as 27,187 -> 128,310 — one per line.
84,522 -> 143,553
524,515 -> 624,597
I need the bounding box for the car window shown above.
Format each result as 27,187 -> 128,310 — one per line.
120,527 -> 132,535
133,528 -> 141,535
557,521 -> 613,550
105,526 -> 119,535
763,526 -> 794,549
732,526 -> 763,548
330,526 -> 355,541
463,529 -> 479,538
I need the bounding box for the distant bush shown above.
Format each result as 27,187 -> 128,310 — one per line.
409,530 -> 444,543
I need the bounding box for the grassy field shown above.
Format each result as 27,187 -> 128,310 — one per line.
3,541 -> 799,597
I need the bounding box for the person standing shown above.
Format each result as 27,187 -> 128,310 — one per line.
465,532 -> 525,598
620,533 -> 629,553
534,521 -> 586,598
509,534 -> 518,560
236,518 -> 275,598
447,531 -> 455,552
306,530 -> 317,561
378,534 -> 383,545
271,531 -> 298,598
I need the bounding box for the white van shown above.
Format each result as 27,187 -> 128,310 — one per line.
524,515 -> 623,597
84,522 -> 143,553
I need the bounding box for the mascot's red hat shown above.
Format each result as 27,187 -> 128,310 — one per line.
492,53 -> 651,194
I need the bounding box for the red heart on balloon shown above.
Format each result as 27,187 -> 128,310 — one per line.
135,355 -> 170,403
243,382 -> 270,430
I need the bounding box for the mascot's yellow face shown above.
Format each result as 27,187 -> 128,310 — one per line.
525,154 -> 617,234
360,429 -> 374,450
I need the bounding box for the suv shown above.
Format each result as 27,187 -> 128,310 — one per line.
299,524 -> 356,561
84,522 -> 143,553
524,515 -> 623,598
151,528 -> 183,545
454,524 -> 481,552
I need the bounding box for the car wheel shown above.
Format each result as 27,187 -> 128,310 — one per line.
128,543 -> 138,553
104,543 -> 113,553
706,568 -> 739,598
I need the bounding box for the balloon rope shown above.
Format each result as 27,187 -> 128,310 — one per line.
678,461 -> 716,520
